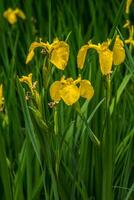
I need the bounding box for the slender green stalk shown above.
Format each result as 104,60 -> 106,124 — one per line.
48,0 -> 52,42
54,106 -> 60,177
26,136 -> 32,200
102,75 -> 113,200
54,106 -> 58,135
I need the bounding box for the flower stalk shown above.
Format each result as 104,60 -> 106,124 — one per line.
102,74 -> 113,200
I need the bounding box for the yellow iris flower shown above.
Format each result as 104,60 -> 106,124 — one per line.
0,84 -> 4,111
3,8 -> 26,24
19,73 -> 33,90
123,0 -> 133,28
19,73 -> 38,97
26,38 -> 69,70
50,76 -> 94,105
19,73 -> 40,107
77,35 -> 125,75
123,0 -> 134,48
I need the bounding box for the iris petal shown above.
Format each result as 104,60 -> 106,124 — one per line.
50,81 -> 62,102
80,80 -> 94,100
14,8 -> 26,19
26,42 -> 47,64
113,36 -> 126,65
77,45 -> 89,69
60,85 -> 80,105
3,8 -> 17,24
50,41 -> 69,70
19,73 -> 33,89
99,49 -> 113,75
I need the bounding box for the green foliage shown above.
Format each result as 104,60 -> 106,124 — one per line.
0,0 -> 134,199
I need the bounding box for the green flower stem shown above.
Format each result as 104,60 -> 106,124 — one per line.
48,0 -> 51,43
26,136 -> 32,200
54,106 -> 58,135
102,74 -> 113,200
106,74 -> 111,109
54,106 -> 60,177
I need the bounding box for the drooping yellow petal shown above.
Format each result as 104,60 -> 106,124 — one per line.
99,49 -> 113,75
28,42 -> 46,51
60,85 -> 80,105
113,35 -> 126,65
26,42 -> 47,64
26,50 -> 35,64
50,41 -> 69,70
3,8 -> 17,24
50,81 -> 62,102
14,8 -> 26,19
79,80 -> 94,100
77,45 -> 89,69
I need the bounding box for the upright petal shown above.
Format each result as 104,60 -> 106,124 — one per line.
50,41 -> 69,70
99,49 -> 113,75
26,50 -> 35,64
60,85 -> 80,105
50,81 -> 62,102
77,45 -> 89,69
79,80 -> 94,100
113,35 -> 126,65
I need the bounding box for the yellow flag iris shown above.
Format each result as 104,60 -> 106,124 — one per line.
50,76 -> 94,105
123,1 -> 133,30
19,73 -> 40,107
123,0 -> 134,46
19,73 -> 33,90
3,8 -> 26,24
26,38 -> 69,70
77,35 -> 126,75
